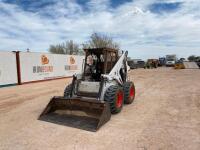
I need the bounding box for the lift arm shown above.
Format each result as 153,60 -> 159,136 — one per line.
102,51 -> 129,85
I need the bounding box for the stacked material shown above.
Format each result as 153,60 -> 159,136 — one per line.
183,62 -> 199,69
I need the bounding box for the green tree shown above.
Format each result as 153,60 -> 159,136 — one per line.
49,40 -> 83,55
188,55 -> 196,62
195,56 -> 200,62
83,32 -> 120,49
49,44 -> 65,54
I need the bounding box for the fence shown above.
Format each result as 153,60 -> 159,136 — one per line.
0,51 -> 84,87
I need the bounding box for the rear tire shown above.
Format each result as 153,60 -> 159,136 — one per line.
104,85 -> 124,114
123,82 -> 135,104
64,84 -> 72,97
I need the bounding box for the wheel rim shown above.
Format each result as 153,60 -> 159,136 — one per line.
116,91 -> 123,108
129,86 -> 135,100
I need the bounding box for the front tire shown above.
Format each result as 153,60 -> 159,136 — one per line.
123,82 -> 135,104
104,85 -> 124,114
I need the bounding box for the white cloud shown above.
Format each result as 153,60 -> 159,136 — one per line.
0,0 -> 200,59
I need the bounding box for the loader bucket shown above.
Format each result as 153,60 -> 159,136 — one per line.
39,96 -> 111,131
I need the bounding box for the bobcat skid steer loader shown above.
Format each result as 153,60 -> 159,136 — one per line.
39,48 -> 135,131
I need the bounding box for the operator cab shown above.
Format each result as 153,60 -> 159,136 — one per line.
83,48 -> 119,81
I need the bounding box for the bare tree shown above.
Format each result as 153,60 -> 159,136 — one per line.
83,32 -> 120,49
64,40 -> 80,54
49,40 -> 83,55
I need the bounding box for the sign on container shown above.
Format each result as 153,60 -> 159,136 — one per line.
19,52 -> 84,83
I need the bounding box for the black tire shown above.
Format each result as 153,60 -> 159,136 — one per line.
64,84 -> 72,97
104,85 -> 124,114
123,82 -> 135,104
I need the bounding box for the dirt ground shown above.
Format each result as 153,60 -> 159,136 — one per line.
0,68 -> 199,150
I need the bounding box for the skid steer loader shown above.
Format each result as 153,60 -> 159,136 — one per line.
39,48 -> 135,131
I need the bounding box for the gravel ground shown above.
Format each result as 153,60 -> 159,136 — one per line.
0,68 -> 199,150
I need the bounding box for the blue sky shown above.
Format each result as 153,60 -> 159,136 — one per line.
0,0 -> 200,59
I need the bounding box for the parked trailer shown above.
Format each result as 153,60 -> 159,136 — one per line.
0,51 -> 85,87
0,51 -> 18,87
18,52 -> 84,84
